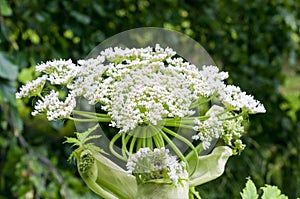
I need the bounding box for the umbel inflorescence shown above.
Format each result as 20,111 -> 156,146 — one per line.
16,44 -> 265,188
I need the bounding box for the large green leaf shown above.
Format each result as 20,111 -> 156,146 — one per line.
0,52 -> 18,80
189,146 -> 232,186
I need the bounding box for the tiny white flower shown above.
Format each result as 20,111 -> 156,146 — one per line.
36,59 -> 79,85
32,90 -> 76,120
16,75 -> 47,98
126,147 -> 187,185
193,105 -> 224,150
218,85 -> 266,113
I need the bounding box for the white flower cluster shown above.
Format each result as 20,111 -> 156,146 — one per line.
218,85 -> 266,113
16,75 -> 47,99
32,90 -> 76,120
126,147 -> 188,185
166,57 -> 229,97
192,105 -> 224,149
36,59 -> 79,85
100,45 -> 176,63
192,105 -> 245,151
16,45 -> 265,137
69,44 -> 243,132
108,63 -> 196,132
221,114 -> 245,151
16,59 -> 78,120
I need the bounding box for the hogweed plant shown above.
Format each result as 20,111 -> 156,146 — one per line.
17,44 -> 266,199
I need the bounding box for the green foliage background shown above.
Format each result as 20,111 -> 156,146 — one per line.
0,0 -> 299,198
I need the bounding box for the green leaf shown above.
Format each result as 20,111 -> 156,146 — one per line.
18,65 -> 36,84
261,185 -> 288,199
70,11 -> 91,24
189,146 -> 233,186
0,0 -> 12,16
0,52 -> 18,80
240,178 -> 259,199
64,137 -> 80,146
9,105 -> 23,131
64,124 -> 107,161
0,79 -> 16,104
93,2 -> 106,17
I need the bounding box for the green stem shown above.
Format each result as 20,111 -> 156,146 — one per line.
189,187 -> 202,199
109,133 -> 127,161
136,138 -> 142,151
221,111 -> 246,120
129,136 -> 137,154
141,127 -> 147,148
38,93 -> 44,100
142,137 -> 146,148
164,115 -> 209,123
186,143 -> 203,162
149,125 -> 164,148
164,123 -> 195,129
71,111 -> 99,119
81,176 -> 118,199
157,133 -> 165,148
162,127 -> 199,176
158,128 -> 189,172
146,134 -> 153,151
121,133 -> 131,158
68,117 -> 111,122
164,120 -> 194,126
153,134 -> 162,148
72,110 -> 110,118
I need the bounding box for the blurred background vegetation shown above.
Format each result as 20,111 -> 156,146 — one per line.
0,0 -> 299,198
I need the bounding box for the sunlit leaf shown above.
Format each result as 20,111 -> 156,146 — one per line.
261,185 -> 288,199
240,178 -> 259,199
0,0 -> 12,16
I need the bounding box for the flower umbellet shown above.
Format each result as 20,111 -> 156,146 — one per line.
16,44 -> 265,199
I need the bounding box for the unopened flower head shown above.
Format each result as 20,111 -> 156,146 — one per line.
193,105 -> 246,151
